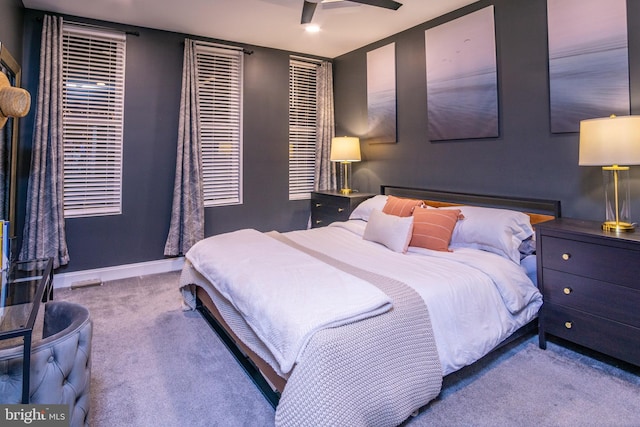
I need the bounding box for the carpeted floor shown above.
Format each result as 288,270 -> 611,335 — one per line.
55,271 -> 640,427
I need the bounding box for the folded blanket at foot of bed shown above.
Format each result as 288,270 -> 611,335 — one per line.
182,230 -> 443,426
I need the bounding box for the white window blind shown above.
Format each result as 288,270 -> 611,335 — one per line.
195,42 -> 243,206
62,23 -> 126,218
288,59 -> 318,200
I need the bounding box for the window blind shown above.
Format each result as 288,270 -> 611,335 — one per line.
195,42 -> 243,206
62,23 -> 126,218
288,59 -> 318,200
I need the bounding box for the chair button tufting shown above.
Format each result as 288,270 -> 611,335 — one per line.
48,356 -> 55,363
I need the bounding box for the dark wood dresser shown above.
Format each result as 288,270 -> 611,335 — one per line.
536,218 -> 640,367
310,191 -> 374,228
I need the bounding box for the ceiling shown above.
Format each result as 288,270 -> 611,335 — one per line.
21,0 -> 479,58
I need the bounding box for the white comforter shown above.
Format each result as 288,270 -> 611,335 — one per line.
186,228 -> 392,374
285,220 -> 542,375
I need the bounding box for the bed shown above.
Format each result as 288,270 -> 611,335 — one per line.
179,185 -> 560,426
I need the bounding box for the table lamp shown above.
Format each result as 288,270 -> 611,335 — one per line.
330,136 -> 361,194
579,115 -> 640,232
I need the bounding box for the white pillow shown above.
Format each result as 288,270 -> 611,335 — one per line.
363,209 -> 414,253
441,205 -> 533,264
349,195 -> 388,221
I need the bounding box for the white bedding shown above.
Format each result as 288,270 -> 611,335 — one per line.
284,219 -> 542,375
186,228 -> 393,374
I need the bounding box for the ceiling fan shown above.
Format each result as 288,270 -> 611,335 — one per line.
301,0 -> 403,24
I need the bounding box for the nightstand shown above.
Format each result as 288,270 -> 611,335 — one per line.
310,191 -> 375,228
536,218 -> 640,367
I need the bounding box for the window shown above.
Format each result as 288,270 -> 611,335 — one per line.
62,23 -> 126,218
194,42 -> 243,206
288,58 -> 318,200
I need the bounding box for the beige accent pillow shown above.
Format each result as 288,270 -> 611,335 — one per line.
363,209 -> 414,253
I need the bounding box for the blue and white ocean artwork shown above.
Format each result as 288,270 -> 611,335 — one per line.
425,6 -> 498,141
548,0 -> 629,134
367,43 -> 397,143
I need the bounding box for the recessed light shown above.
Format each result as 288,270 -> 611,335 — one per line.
305,24 -> 321,33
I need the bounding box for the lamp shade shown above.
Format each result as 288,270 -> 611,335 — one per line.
330,137 -> 361,162
579,115 -> 640,166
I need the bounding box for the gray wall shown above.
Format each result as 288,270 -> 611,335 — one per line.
334,0 -> 640,221
0,0 -> 24,56
19,10 -> 315,273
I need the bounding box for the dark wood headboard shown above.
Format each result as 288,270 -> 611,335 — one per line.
380,185 -> 561,226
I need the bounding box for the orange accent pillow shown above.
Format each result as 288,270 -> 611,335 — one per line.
382,195 -> 424,217
410,208 -> 463,252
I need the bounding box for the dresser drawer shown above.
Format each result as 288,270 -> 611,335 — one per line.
311,196 -> 350,227
311,210 -> 348,227
542,269 -> 640,328
312,196 -> 350,217
541,236 -> 640,290
310,192 -> 374,228
542,303 -> 640,366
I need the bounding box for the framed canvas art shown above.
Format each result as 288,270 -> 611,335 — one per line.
367,43 -> 397,143
547,0 -> 629,133
425,6 -> 498,141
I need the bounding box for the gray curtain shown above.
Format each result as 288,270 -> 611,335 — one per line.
20,15 -> 69,269
164,39 -> 204,256
315,61 -> 336,191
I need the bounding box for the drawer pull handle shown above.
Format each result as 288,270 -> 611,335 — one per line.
315,203 -> 323,208
562,253 -> 571,261
564,321 -> 573,329
563,287 -> 572,295
337,208 -> 345,213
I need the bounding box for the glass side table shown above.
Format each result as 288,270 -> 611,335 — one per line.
0,258 -> 54,403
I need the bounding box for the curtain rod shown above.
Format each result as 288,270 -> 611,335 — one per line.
192,39 -> 253,55
36,16 -> 139,36
290,55 -> 327,65
66,21 -> 140,37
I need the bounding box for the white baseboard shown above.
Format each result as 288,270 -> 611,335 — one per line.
53,257 -> 185,289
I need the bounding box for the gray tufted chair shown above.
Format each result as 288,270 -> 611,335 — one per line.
0,301 -> 92,427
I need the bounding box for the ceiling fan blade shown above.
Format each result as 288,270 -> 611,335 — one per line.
301,1 -> 319,24
346,0 -> 402,10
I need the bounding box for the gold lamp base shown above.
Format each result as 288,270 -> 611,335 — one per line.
338,161 -> 354,195
600,165 -> 635,233
602,221 -> 635,232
